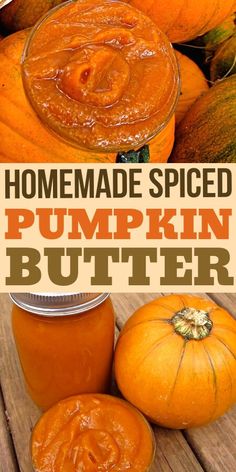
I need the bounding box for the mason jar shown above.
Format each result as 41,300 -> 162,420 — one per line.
10,292 -> 115,410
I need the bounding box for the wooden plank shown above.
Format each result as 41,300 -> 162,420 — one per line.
208,293 -> 236,319
112,292 -> 161,329
0,388 -> 19,472
185,406 -> 236,472
153,428 -> 204,472
0,294 -> 40,472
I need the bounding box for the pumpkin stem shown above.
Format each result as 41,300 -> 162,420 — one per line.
172,308 -> 213,340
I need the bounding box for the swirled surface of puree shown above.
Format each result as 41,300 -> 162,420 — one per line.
31,394 -> 155,471
22,0 -> 179,151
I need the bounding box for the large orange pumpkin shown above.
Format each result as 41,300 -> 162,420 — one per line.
170,75 -> 236,163
0,0 -> 66,32
175,51 -> 209,125
114,294 -> 236,429
0,30 -> 175,163
125,0 -> 236,42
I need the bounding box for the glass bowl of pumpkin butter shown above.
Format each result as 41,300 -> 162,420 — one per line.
31,394 -> 156,471
21,0 -> 179,159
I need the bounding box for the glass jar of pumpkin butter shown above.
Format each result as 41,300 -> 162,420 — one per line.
10,292 -> 115,410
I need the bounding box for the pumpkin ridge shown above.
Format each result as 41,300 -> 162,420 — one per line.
0,120 -> 66,163
136,332 -> 177,369
165,3 -> 184,38
208,341 -> 234,405
167,340 -> 187,405
212,325 -> 236,335
1,92 -> 38,123
214,336 -> 236,360
2,49 -> 17,69
119,318 -> 171,336
0,151 -> 15,162
196,0 -> 219,38
5,106 -> 78,160
155,299 -> 185,314
204,337 -> 236,415
144,0 -> 156,19
208,306 -> 223,314
210,142 -> 236,162
156,294 -> 207,316
177,294 -> 190,311
1,42 -> 27,65
221,349 -> 235,404
153,303 -> 178,314
0,115 -> 63,159
183,95 -> 234,129
202,343 -> 218,411
206,1 -> 236,33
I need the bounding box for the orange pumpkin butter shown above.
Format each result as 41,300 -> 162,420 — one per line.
11,294 -> 115,410
115,294 -> 236,429
31,394 -> 155,472
22,0 -> 179,153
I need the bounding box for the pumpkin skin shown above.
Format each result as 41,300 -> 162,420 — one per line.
202,14 -> 236,56
124,0 -> 236,43
175,51 -> 209,125
170,75 -> 236,163
0,0 -> 66,32
210,34 -> 236,81
0,30 -> 175,163
0,30 -> 113,163
114,294 -> 236,429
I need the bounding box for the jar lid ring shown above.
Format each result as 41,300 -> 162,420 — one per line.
9,292 -> 110,316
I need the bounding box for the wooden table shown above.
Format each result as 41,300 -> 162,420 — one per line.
0,292 -> 236,472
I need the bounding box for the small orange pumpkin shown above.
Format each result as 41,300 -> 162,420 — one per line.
115,294 -> 236,429
124,0 -> 236,42
175,51 -> 209,125
0,30 -> 175,163
0,0 -> 66,32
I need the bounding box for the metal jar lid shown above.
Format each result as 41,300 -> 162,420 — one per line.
9,293 -> 110,317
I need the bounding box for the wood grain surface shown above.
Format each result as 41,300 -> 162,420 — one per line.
0,292 -> 236,472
